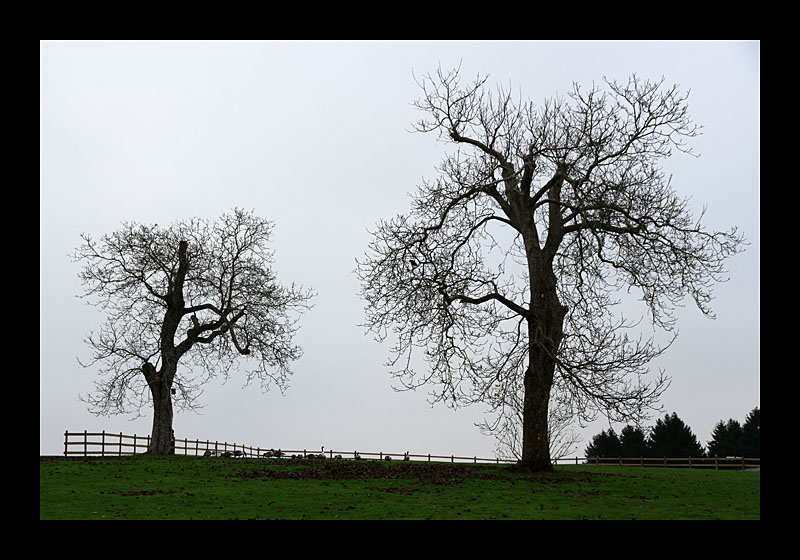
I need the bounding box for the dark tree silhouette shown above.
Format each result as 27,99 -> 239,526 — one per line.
73,209 -> 315,454
647,412 -> 705,458
620,425 -> 649,458
741,407 -> 760,458
706,407 -> 759,459
357,66 -> 745,471
584,428 -> 621,459
707,419 -> 743,458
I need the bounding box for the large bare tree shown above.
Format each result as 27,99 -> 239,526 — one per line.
74,208 -> 314,454
357,67 -> 745,471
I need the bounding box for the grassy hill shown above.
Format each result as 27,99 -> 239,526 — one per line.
40,454 -> 759,520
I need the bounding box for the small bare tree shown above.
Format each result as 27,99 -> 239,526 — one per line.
74,208 -> 314,454
357,67 -> 745,471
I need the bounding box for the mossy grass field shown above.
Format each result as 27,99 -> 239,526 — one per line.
40,454 -> 759,520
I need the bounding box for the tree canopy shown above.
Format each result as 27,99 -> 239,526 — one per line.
620,425 -> 648,458
707,419 -> 743,458
584,428 -> 622,458
741,407 -> 760,458
707,407 -> 759,458
646,412 -> 705,458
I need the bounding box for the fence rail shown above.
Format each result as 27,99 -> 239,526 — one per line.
62,430 -> 760,470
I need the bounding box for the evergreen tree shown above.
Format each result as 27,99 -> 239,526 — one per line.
584,428 -> 622,458
741,407 -> 760,458
620,425 -> 649,458
706,419 -> 743,457
647,412 -> 706,458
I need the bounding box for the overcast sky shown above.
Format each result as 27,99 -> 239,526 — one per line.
40,40 -> 759,459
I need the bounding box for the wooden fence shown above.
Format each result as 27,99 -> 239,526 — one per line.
62,431 -> 760,470
62,430 -> 516,464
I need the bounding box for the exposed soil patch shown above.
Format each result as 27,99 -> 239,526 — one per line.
103,489 -> 176,496
226,458 -> 618,484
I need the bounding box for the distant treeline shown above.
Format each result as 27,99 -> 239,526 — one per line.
585,407 -> 760,459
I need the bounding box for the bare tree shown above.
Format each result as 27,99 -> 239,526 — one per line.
356,67 -> 745,471
74,208 -> 314,454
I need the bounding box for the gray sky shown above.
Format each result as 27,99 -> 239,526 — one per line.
40,40 -> 759,458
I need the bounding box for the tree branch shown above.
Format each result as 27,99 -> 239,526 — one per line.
439,286 -> 529,318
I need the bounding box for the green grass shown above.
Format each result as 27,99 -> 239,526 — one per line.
40,455 -> 759,520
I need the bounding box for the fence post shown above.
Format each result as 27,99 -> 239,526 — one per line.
101,430 -> 105,457
84,430 -> 88,457
714,455 -> 719,470
64,431 -> 68,457
689,456 -> 692,469
741,456 -> 745,470
119,432 -> 123,456
428,454 -> 431,462
133,434 -> 137,455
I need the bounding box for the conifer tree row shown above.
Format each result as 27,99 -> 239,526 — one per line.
585,408 -> 760,459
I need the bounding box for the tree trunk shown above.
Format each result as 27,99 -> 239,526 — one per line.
143,362 -> 175,455
520,262 -> 566,472
521,355 -> 555,472
148,382 -> 174,454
